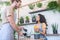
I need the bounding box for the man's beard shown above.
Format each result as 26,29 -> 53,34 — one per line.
15,6 -> 18,9
15,6 -> 20,9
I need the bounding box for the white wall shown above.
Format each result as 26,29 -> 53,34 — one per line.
19,8 -> 60,34
0,0 -> 60,34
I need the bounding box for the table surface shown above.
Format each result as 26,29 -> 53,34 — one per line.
18,34 -> 60,40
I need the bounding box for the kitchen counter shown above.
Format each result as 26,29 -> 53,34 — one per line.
18,34 -> 60,40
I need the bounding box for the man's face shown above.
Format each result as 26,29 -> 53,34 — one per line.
15,1 -> 21,9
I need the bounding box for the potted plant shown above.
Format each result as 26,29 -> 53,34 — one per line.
36,2 -> 42,8
25,16 -> 30,23
5,2 -> 11,6
28,4 -> 35,10
52,23 -> 58,34
0,2 -> 4,5
32,15 -> 36,22
0,14 -> 2,22
0,19 -> 2,22
0,14 -> 1,18
57,0 -> 60,12
14,31 -> 16,40
19,17 -> 24,24
47,1 -> 58,9
56,4 -> 60,12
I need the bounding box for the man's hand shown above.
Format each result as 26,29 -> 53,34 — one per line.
18,26 -> 23,31
18,32 -> 23,36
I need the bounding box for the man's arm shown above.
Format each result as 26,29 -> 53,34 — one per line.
6,7 -> 20,33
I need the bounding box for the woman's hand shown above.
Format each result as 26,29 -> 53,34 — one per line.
34,28 -> 40,32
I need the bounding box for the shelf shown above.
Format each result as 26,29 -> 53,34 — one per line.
19,22 -> 36,26
0,0 -> 9,2
47,34 -> 60,36
29,9 -> 51,14
0,1 -> 10,4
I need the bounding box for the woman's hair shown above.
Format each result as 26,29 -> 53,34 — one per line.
11,0 -> 21,3
36,14 -> 48,26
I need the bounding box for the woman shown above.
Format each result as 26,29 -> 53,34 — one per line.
0,0 -> 22,40
34,14 -> 47,40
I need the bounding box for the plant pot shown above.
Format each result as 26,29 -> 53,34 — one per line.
32,15 -> 36,22
25,20 -> 29,23
32,18 -> 36,22
32,17 -> 36,22
53,30 -> 58,34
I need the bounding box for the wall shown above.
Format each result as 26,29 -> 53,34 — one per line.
18,4 -> 60,34
2,0 -> 60,34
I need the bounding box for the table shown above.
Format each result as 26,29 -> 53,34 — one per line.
18,34 -> 60,40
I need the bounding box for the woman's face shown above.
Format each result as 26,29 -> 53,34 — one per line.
36,15 -> 40,21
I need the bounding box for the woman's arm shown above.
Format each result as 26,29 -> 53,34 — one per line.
39,23 -> 46,35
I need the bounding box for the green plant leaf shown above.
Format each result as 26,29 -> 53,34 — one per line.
20,17 -> 24,24
52,23 -> 58,31
47,1 -> 58,9
28,4 -> 35,10
56,5 -> 60,12
4,2 -> 11,6
0,14 -> 1,17
26,16 -> 29,20
0,19 -> 2,22
36,2 -> 42,8
0,2 -> 4,5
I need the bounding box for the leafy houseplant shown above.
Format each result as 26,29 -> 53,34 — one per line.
0,19 -> 2,22
36,2 -> 42,8
14,31 -> 16,40
25,16 -> 30,23
47,1 -> 58,9
56,0 -> 60,12
52,23 -> 58,34
0,2 -> 4,5
28,4 -> 35,10
0,14 -> 2,22
5,2 -> 11,6
32,15 -> 36,22
20,17 -> 24,24
0,2 -> 10,6
0,14 -> 1,18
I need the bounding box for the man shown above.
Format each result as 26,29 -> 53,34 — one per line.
0,0 -> 23,40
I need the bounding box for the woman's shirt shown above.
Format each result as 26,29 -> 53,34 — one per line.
34,23 -> 43,34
